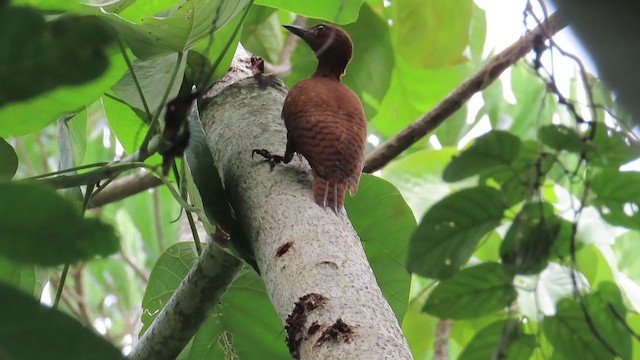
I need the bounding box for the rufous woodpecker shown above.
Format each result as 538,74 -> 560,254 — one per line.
253,24 -> 367,212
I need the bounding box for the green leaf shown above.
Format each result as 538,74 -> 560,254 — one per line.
241,6 -> 282,63
539,124 -> 591,153
140,242 -> 199,334
483,139 -> 555,206
12,0 -> 78,10
381,147 -> 460,217
190,4 -> 246,85
66,109 -> 88,165
401,299 -> 438,359
0,138 -> 18,180
285,4 -> 394,119
468,4 -> 487,63
423,263 -> 516,319
0,10 -> 114,106
391,0 -> 473,68
591,170 -> 640,230
0,255 -> 48,297
0,51 -> 126,138
506,64 -> 556,139
112,52 -> 187,117
583,282 -> 631,359
443,131 -> 521,182
0,182 -> 119,266
255,0 -> 364,24
345,174 -> 414,322
543,298 -> 617,360
184,104 -> 238,241
89,0 -> 250,59
589,125 -> 640,168
118,0 -> 183,22
458,319 -> 536,360
407,186 -> 507,279
187,267 -> 288,359
141,243 -> 285,358
500,202 -> 563,275
342,4 -> 395,119
0,282 -> 125,360
371,58 -> 470,137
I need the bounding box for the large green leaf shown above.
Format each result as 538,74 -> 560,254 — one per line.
87,0 -> 250,59
381,147 -> 460,217
345,174 -> 414,322
12,0 -> 80,9
423,262 -> 516,319
500,202 -> 563,275
443,131 -> 521,182
407,186 -> 507,279
241,6 -> 282,63
140,242 -> 199,334
589,125 -> 640,168
112,52 -> 187,117
0,51 -> 126,138
371,58 -> 470,137
285,4 -> 394,119
0,138 -> 18,180
583,282 -> 631,359
591,170 -> 640,230
391,0 -> 473,68
0,182 -> 119,266
539,124 -> 592,154
506,64 -> 556,140
187,267 -> 288,359
0,282 -> 125,360
141,244 -> 287,358
458,319 -> 536,360
0,9 -> 114,107
0,255 -> 48,298
255,0 -> 364,24
543,298 -> 619,360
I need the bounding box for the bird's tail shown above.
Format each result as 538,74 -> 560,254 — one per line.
312,176 -> 346,212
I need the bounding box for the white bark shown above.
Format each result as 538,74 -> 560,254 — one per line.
201,75 -> 412,359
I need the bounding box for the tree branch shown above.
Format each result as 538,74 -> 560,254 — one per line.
88,171 -> 162,208
363,11 -> 569,173
201,76 -> 411,358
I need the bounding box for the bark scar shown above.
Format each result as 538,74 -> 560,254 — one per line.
285,293 -> 328,359
314,318 -> 354,348
276,241 -> 294,258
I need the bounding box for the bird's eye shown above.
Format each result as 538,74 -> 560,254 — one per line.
316,25 -> 326,32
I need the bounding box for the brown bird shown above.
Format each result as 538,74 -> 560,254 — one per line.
253,24 -> 367,212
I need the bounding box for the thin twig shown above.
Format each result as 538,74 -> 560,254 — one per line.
152,188 -> 166,252
434,320 -> 452,360
120,250 -> 149,283
363,11 -> 569,173
88,172 -> 162,208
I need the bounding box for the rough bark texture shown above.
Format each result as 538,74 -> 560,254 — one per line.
201,77 -> 412,359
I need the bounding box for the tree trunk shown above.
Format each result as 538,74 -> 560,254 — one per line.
201,75 -> 412,359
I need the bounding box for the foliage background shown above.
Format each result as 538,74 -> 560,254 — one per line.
1,0 -> 639,359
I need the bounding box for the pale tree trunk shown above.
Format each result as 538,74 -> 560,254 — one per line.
201,73 -> 412,359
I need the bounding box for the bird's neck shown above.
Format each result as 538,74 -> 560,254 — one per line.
313,55 -> 349,80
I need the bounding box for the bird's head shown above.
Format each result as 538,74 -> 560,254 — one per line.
284,23 -> 353,78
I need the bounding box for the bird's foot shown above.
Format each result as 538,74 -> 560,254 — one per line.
252,149 -> 284,170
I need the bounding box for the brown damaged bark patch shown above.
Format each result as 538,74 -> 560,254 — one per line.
285,293 -> 328,359
307,321 -> 323,337
315,318 -> 354,348
276,241 -> 294,258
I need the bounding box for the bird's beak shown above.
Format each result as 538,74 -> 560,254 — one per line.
283,25 -> 309,40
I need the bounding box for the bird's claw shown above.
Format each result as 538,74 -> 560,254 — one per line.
252,148 -> 280,170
